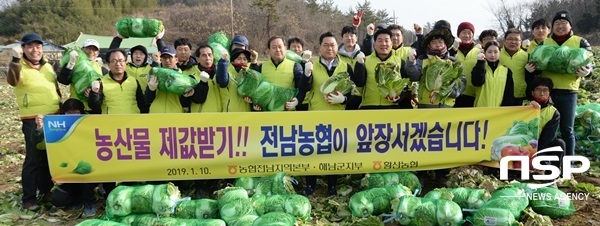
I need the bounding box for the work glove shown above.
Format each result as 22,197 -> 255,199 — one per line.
452,38 -> 461,51
285,97 -> 298,111
356,52 -> 366,64
91,80 -> 100,93
414,23 -> 423,35
253,104 -> 262,111
301,50 -> 312,62
522,39 -> 531,49
199,71 -> 210,83
386,95 -> 400,103
477,52 -> 485,61
152,52 -> 161,64
67,50 -> 78,70
304,62 -> 313,77
183,88 -> 194,97
367,23 -> 375,36
147,75 -> 158,91
525,62 -> 536,73
250,50 -> 259,63
327,91 -> 346,104
408,48 -> 417,61
156,28 -> 165,40
244,96 -> 253,103
352,11 -> 363,27
11,46 -> 22,59
576,65 -> 592,77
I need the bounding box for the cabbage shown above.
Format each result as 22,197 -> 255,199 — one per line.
264,195 -> 287,213
233,68 -> 298,111
470,208 -> 518,226
529,45 -> 593,74
424,187 -> 491,209
395,196 -> 422,225
229,215 -> 259,226
130,184 -> 155,214
528,187 -> 575,218
395,197 -> 463,226
235,177 -> 259,196
319,72 -> 360,99
252,212 -> 297,226
76,219 -> 129,226
154,217 -> 226,226
466,188 -> 492,209
375,62 -> 411,97
208,31 -> 230,51
361,172 -> 421,195
174,199 -> 219,219
254,172 -> 296,196
397,171 -> 422,195
384,184 -> 412,200
209,43 -> 229,62
152,183 -> 182,217
285,50 -> 302,63
219,199 -> 256,224
250,194 -> 267,215
283,194 -> 312,221
483,187 -> 529,219
150,67 -> 199,95
59,47 -> 103,101
216,187 -> 249,206
349,190 -> 374,217
116,18 -> 164,38
420,56 -> 464,105
73,161 -> 92,174
106,186 -> 135,218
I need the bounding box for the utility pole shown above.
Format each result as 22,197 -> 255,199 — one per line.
230,0 -> 234,38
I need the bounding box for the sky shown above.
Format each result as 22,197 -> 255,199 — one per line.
331,0 -> 527,37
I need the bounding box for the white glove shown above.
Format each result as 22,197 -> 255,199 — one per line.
91,80 -> 100,93
356,52 -> 366,64
183,88 -> 194,97
301,50 -> 312,62
413,23 -> 423,35
285,97 -> 298,110
522,39 -> 531,49
327,91 -> 346,104
199,71 -> 210,83
452,38 -> 461,51
147,75 -> 158,91
250,50 -> 259,63
156,28 -> 165,39
67,50 -> 78,69
576,65 -> 592,77
477,52 -> 485,61
221,52 -> 229,61
244,96 -> 253,103
253,104 -> 262,111
386,95 -> 400,103
408,48 -> 417,61
525,62 -> 536,73
304,62 -> 313,77
11,46 -> 22,58
367,23 -> 375,36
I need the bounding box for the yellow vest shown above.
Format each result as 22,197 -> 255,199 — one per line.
308,57 -> 349,111
474,64 -> 509,107
187,67 -> 223,113
261,58 -> 295,88
126,64 -> 152,94
14,60 -> 61,118
149,68 -> 184,114
540,36 -> 584,91
418,58 -> 457,106
527,40 -> 541,54
220,64 -> 251,112
523,100 -> 557,137
362,53 -> 403,107
500,47 -> 528,98
100,74 -> 140,114
69,61 -> 103,111
393,46 -> 412,61
457,46 -> 481,96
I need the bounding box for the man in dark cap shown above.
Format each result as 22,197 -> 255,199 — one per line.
528,10 -> 594,158
7,33 -> 60,211
412,20 -> 453,57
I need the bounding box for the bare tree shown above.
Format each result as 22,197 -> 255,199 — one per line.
486,0 -> 531,34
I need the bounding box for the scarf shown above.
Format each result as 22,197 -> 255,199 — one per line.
427,47 -> 448,58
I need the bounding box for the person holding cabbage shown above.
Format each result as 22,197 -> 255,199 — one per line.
412,25 -> 466,108
523,19 -> 551,54
526,10 -> 594,157
58,39 -> 108,112
145,45 -> 195,113
300,31 -> 365,196
188,44 -> 223,113
360,28 -> 419,109
471,41 -> 515,107
247,36 -> 305,111
452,22 -> 481,108
215,48 -> 252,112
498,28 -> 529,105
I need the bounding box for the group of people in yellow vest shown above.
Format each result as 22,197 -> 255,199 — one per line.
6,9 -> 593,210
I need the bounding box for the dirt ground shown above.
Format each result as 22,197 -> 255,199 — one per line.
0,79 -> 599,226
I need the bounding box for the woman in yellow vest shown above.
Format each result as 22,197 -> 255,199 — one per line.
526,10 -> 593,157
413,26 -> 466,108
145,45 -> 194,113
248,36 -> 305,111
525,77 -> 564,170
188,44 -> 224,113
215,48 -> 252,112
452,22 -> 482,108
471,41 -> 515,107
58,39 -> 108,112
88,49 -> 149,114
7,33 -> 61,211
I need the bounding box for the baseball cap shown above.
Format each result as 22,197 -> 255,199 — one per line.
160,45 -> 176,57
82,39 -> 100,49
21,33 -> 43,45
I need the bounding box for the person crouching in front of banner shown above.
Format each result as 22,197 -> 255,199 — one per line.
526,78 -> 565,174
300,32 -> 365,196
471,40 -> 516,107
35,99 -> 98,216
7,33 -> 61,211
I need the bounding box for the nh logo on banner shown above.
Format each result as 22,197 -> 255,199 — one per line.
48,120 -> 66,130
499,146 -> 590,189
